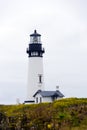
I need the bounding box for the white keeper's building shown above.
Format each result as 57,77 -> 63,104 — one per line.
24,30 -> 64,104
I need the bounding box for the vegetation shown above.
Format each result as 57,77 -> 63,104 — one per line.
0,98 -> 87,130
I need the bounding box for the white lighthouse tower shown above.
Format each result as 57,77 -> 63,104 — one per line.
26,30 -> 45,103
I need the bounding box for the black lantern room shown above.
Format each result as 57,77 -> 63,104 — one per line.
27,30 -> 45,57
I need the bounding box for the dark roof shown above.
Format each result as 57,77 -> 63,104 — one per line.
30,30 -> 41,37
33,90 -> 64,98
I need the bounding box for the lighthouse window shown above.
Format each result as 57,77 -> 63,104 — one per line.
33,36 -> 38,43
38,37 -> 40,42
31,52 -> 38,56
38,74 -> 42,83
35,52 -> 38,56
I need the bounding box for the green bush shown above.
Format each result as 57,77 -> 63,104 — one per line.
0,98 -> 87,130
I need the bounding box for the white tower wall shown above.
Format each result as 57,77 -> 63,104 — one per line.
27,57 -> 44,100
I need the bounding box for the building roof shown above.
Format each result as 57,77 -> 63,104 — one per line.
33,90 -> 64,98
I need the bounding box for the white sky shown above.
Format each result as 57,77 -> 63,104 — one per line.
0,0 -> 87,104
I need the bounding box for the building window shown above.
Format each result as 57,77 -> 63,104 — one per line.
40,97 -> 42,103
36,97 -> 38,103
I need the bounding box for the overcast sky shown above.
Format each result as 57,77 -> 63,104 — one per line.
0,0 -> 87,104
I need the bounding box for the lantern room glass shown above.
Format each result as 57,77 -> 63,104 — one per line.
30,36 -> 41,44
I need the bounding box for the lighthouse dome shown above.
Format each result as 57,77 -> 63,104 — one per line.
27,30 -> 45,57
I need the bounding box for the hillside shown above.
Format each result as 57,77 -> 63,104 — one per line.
0,98 -> 87,130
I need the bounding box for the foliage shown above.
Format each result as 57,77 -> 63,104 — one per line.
0,98 -> 87,130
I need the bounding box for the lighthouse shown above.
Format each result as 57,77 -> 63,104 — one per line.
24,30 -> 64,104
26,30 -> 45,103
